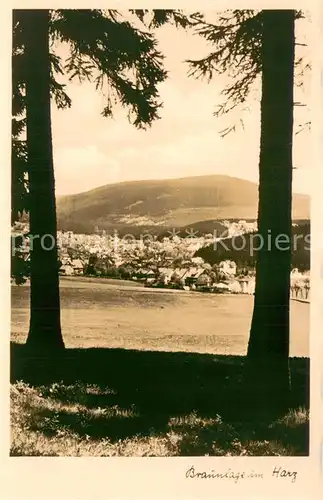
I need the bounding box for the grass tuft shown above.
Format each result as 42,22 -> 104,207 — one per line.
10,346 -> 309,457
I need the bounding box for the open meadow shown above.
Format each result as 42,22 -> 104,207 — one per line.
11,276 -> 309,356
10,277 -> 309,457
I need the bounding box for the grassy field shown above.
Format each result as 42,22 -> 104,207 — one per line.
11,276 -> 309,356
10,277 -> 309,457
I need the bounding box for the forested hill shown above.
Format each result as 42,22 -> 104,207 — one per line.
56,174 -> 310,234
196,223 -> 310,271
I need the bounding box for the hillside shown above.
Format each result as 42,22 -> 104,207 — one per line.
56,175 -> 310,234
196,223 -> 311,271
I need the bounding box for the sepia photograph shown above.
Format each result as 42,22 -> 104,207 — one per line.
10,7 -> 312,461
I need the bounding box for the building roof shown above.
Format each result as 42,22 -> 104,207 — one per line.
172,268 -> 189,280
61,257 -> 72,265
71,259 -> 83,268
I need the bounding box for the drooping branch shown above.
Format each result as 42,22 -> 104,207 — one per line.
186,9 -> 310,135
51,9 -> 167,128
187,11 -> 262,117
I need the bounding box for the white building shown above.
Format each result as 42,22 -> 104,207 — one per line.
219,260 -> 237,276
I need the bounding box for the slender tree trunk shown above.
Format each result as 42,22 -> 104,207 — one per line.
24,10 -> 64,351
244,10 -> 295,417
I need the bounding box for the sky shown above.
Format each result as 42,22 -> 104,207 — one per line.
51,11 -> 312,196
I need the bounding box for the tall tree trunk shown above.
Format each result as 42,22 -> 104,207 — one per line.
24,10 -> 64,351
244,10 -> 295,417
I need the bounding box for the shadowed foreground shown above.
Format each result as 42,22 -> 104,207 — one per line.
10,342 -> 309,456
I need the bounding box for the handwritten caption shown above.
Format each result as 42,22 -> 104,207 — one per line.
185,465 -> 297,483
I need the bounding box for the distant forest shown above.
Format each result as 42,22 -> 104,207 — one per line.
196,223 -> 310,271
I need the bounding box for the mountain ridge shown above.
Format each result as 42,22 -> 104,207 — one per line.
56,174 -> 310,234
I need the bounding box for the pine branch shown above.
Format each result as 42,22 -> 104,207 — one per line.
187,9 -> 310,138
52,9 -> 167,128
187,10 -> 262,119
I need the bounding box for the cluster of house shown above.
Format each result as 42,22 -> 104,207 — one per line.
222,220 -> 258,237
58,254 -> 310,299
58,253 -> 257,295
59,256 -> 84,276
146,262 -> 256,295
11,223 -> 309,299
